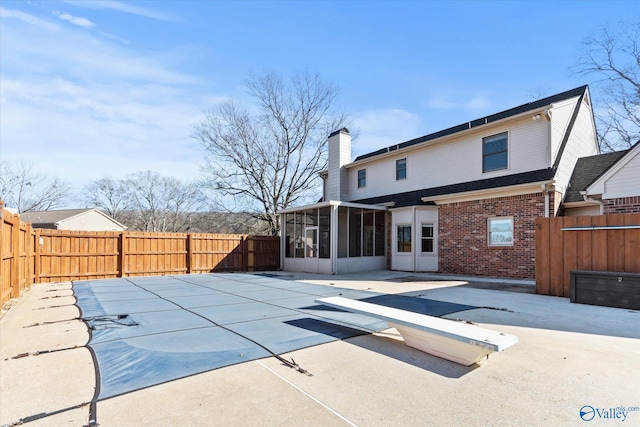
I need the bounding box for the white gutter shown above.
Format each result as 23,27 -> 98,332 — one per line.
421,180 -> 554,204
412,206 -> 417,273
580,191 -> 604,215
542,184 -> 549,218
278,200 -> 387,214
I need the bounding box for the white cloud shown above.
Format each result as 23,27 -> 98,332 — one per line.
427,95 -> 491,111
99,31 -> 130,44
0,7 -> 58,31
2,12 -> 198,85
0,6 -> 212,191
63,0 -> 174,21
351,108 -> 423,156
1,75 -> 207,187
53,11 -> 96,28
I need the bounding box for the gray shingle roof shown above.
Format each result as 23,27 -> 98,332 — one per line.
565,150 -> 629,203
351,168 -> 555,208
19,209 -> 93,225
354,86 -> 588,163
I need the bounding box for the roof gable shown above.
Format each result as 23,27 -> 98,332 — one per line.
354,86 -> 588,163
564,151 -> 628,203
586,140 -> 640,196
19,208 -> 126,229
19,209 -> 94,225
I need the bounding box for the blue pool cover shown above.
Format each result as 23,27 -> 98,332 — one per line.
73,273 -> 476,400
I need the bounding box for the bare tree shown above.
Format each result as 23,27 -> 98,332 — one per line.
193,72 -> 349,235
125,171 -> 204,232
574,22 -> 640,151
83,177 -> 132,223
0,161 -> 72,212
188,211 -> 269,234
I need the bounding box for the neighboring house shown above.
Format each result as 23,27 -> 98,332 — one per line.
280,85 -> 600,279
564,141 -> 640,215
20,209 -> 127,231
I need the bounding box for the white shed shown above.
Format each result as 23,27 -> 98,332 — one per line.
19,209 -> 127,231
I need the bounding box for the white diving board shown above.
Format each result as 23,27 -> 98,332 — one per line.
315,296 -> 518,366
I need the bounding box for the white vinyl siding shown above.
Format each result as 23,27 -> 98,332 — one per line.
564,205 -> 601,217
553,100 -> 599,196
58,211 -> 125,231
549,97 -> 579,162
348,115 -> 550,200
599,151 -> 640,199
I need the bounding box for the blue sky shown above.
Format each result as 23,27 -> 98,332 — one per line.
0,0 -> 636,191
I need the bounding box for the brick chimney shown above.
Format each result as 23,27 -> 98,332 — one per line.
327,128 -> 351,201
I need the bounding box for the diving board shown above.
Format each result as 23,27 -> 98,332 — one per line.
315,296 -> 518,366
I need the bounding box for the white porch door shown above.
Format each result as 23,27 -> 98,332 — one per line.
304,226 -> 319,273
415,208 -> 438,272
391,207 -> 438,272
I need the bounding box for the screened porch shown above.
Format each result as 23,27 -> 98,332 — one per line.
280,201 -> 387,274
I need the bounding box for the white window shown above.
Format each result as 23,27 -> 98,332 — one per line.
421,224 -> 434,253
357,169 -> 366,188
396,158 -> 407,180
483,132 -> 508,172
488,217 -> 513,246
397,224 -> 412,252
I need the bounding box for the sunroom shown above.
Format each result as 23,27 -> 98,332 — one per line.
279,201 -> 387,274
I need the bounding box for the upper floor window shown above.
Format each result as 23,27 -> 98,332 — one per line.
396,158 -> 407,180
483,132 -> 508,172
357,169 -> 366,188
488,217 -> 513,246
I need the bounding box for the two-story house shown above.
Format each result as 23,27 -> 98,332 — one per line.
279,85 -> 600,278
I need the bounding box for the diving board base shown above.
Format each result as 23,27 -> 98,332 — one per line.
388,322 -> 493,366
315,296 -> 518,366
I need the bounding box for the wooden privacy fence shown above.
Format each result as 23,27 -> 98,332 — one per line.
1,209 -> 35,306
1,207 -> 280,306
535,213 -> 640,297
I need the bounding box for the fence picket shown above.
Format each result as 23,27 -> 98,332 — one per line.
536,214 -> 640,297
0,207 -> 279,306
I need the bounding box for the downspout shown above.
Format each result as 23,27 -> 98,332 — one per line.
542,184 -> 550,218
544,108 -> 552,166
412,206 -> 417,273
580,191 -> 604,215
331,204 -> 337,275
279,213 -> 284,270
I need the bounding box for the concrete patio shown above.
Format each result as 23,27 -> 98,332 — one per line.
1,271 -> 638,426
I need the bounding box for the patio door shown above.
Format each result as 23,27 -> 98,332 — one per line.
304,226 -> 319,273
305,227 -> 318,258
415,208 -> 438,272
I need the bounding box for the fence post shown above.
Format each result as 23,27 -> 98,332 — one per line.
25,222 -> 33,289
34,229 -> 41,284
0,204 -> 5,301
247,236 -> 254,272
186,233 -> 193,274
11,213 -> 20,298
118,232 -> 127,277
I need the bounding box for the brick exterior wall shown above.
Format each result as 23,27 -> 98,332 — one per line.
602,196 -> 640,214
437,192 -> 550,279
